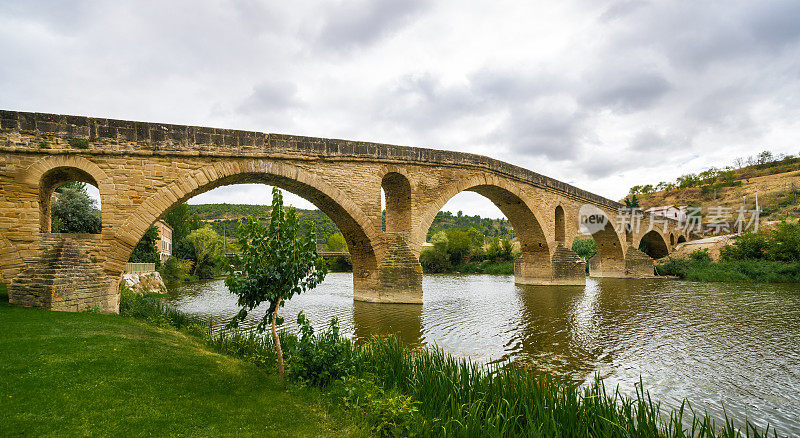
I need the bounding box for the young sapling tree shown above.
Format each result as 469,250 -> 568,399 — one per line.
225,187 -> 327,380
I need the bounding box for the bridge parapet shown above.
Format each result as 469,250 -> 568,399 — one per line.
1,110 -> 620,209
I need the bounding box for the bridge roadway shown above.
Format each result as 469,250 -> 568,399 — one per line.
0,110 -> 687,312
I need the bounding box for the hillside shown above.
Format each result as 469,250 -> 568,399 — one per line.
628,155 -> 800,222
185,204 -> 515,245
185,204 -> 341,244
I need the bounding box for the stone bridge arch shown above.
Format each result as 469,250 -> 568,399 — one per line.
107,159 -> 383,303
0,110 -> 695,311
637,229 -> 670,259
19,155 -> 112,234
416,174 -> 585,286
583,212 -> 626,278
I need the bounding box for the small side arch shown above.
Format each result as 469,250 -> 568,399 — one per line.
22,156 -> 111,233
638,230 -> 670,259
382,172 -> 412,233
554,205 -> 565,243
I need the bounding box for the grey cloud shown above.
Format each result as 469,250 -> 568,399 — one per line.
469,68 -> 562,103
599,0 -> 649,22
503,108 -> 586,161
315,0 -> 427,50
581,69 -> 672,112
601,1 -> 800,70
629,129 -> 692,153
376,73 -> 483,130
238,80 -> 300,114
747,1 -> 800,49
581,155 -> 629,179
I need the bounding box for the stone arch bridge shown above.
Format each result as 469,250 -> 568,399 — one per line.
0,111 -> 689,312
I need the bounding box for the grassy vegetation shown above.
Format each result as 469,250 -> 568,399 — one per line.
1,285 -> 781,436
657,222 -> 800,283
0,294 -> 364,436
656,252 -> 800,283
116,290 -> 777,437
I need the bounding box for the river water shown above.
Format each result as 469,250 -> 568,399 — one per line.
166,274 -> 800,434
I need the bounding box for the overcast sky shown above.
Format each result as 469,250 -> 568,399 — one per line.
2,1 -> 798,218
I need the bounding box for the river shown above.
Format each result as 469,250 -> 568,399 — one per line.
166,274 -> 800,435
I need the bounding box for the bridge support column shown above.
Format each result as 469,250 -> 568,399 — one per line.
514,245 -> 586,286
8,234 -> 119,312
624,246 -> 655,277
588,246 -> 654,278
355,232 -> 422,304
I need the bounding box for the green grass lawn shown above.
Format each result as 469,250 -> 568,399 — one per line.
0,297 -> 364,437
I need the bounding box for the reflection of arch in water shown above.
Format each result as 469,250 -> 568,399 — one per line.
514,283 -> 591,376
352,301 -> 423,346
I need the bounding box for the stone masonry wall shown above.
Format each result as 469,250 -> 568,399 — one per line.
0,110 -> 686,310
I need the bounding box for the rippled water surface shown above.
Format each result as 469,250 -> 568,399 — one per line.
166,274 -> 800,434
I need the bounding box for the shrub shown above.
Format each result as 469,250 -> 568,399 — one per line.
68,138 -> 90,149
288,312 -> 355,387
720,222 -> 800,263
119,284 -> 206,329
331,376 -> 422,437
689,249 -> 712,263
572,238 -> 598,260
326,255 -> 352,272
158,256 -> 193,283
419,246 -> 451,273
720,232 -> 770,261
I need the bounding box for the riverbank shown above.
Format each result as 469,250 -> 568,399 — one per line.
129,290 -> 777,437
450,259 -> 515,274
1,284 -> 786,437
656,257 -> 800,282
0,295 -> 364,436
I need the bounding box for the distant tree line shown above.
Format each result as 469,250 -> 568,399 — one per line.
426,210 -> 515,241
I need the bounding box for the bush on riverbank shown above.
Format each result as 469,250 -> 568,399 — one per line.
420,228 -> 517,274
657,222 -> 800,283
118,291 -> 778,437
453,259 -> 515,274
656,252 -> 800,283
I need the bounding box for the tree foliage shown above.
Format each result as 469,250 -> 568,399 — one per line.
50,182 -> 101,234
572,238 -> 598,260
186,227 -> 224,278
129,226 -> 160,264
225,187 -> 328,379
326,232 -> 347,252
163,203 -> 202,244
720,222 -> 800,263
419,227 -> 513,273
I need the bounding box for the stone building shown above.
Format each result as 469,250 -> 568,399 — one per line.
155,220 -> 172,262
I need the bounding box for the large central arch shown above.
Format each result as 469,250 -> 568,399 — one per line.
417,176 -> 557,284
113,160 -> 382,298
